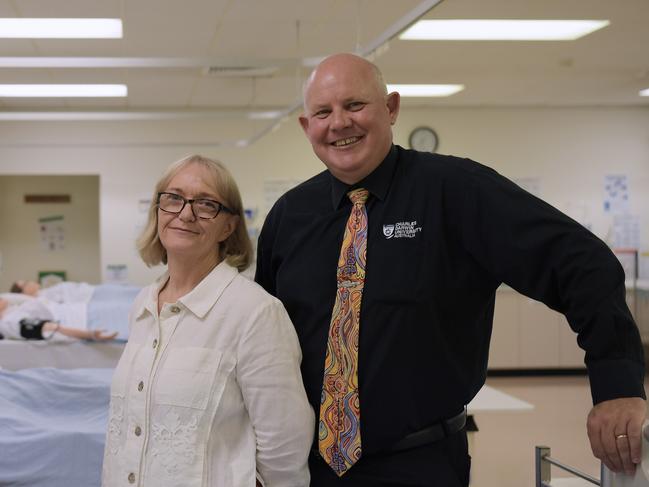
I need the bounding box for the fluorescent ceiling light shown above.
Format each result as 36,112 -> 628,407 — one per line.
400,20 -> 609,41
387,84 -> 464,97
248,110 -> 283,120
0,18 -> 122,38
640,88 -> 649,97
0,84 -> 127,97
0,110 -> 281,121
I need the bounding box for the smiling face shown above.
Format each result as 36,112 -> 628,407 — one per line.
157,162 -> 238,265
299,53 -> 400,184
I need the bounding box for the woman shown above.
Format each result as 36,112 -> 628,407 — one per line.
102,155 -> 313,487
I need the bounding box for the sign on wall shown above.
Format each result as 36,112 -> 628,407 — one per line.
39,215 -> 65,251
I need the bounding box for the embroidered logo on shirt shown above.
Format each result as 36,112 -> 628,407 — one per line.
383,221 -> 422,239
382,224 -> 395,238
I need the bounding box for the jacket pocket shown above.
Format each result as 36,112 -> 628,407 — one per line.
155,347 -> 232,410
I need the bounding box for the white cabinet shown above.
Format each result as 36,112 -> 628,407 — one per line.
489,290 -> 519,368
489,284 -> 648,370
518,297 -> 562,368
490,287 -> 584,370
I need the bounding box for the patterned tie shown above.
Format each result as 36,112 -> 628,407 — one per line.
319,188 -> 369,476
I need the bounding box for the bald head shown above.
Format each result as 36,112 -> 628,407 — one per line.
303,53 -> 388,110
298,52 -> 400,184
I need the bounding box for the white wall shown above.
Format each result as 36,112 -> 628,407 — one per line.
0,175 -> 100,290
394,107 -> 649,247
0,105 -> 647,285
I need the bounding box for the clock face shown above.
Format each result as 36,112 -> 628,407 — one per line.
409,126 -> 438,153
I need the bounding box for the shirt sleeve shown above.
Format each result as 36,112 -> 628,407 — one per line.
0,302 -> 51,339
0,314 -> 21,339
451,159 -> 645,404
236,298 -> 314,486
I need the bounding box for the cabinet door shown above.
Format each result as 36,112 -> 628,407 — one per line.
558,315 -> 586,367
518,297 -> 560,367
489,289 -> 520,368
634,289 -> 649,342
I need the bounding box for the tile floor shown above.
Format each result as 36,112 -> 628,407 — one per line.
469,375 -> 649,487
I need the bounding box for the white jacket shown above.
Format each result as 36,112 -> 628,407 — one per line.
101,261 -> 313,487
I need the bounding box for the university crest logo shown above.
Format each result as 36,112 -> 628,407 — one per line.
383,224 -> 395,239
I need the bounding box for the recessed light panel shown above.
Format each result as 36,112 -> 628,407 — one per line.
0,84 -> 128,97
387,84 -> 464,97
400,20 -> 609,41
0,18 -> 122,38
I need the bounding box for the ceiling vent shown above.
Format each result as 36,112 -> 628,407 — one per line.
203,66 -> 278,77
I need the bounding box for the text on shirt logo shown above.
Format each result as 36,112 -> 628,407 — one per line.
382,221 -> 422,239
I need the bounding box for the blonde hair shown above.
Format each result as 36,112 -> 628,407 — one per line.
137,155 -> 253,271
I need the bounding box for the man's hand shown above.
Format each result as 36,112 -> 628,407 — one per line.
587,397 -> 646,475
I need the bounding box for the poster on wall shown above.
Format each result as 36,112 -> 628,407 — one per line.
106,264 -> 128,284
603,174 -> 629,214
39,215 -> 65,251
264,178 -> 302,212
612,214 -> 640,250
38,271 -> 66,287
135,196 -> 152,234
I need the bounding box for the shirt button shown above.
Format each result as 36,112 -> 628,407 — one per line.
152,338 -> 158,349
128,472 -> 136,483
134,425 -> 142,436
170,305 -> 180,313
137,381 -> 144,392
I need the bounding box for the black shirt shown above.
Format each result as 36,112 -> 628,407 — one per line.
255,144 -> 645,455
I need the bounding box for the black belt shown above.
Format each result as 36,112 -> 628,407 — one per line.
310,407 -> 467,458
391,407 -> 467,452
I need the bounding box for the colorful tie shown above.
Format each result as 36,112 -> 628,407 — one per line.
319,188 -> 369,476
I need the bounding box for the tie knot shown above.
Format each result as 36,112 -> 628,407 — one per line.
348,188 -> 369,205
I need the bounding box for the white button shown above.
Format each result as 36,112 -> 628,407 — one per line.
128,472 -> 136,483
134,426 -> 142,436
137,381 -> 144,392
170,305 -> 181,313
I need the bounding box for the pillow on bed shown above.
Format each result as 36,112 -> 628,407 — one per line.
0,293 -> 36,306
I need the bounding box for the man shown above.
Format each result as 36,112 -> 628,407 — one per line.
255,53 -> 645,486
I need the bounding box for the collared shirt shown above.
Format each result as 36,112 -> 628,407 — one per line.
255,144 -> 645,455
0,299 -> 54,339
102,261 -> 314,487
39,281 -> 95,303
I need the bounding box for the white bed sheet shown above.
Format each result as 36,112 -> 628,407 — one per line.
0,339 -> 125,370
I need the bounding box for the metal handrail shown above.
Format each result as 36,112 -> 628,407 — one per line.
536,446 -> 610,487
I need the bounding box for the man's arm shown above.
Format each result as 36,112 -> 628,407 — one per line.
447,158 -> 646,473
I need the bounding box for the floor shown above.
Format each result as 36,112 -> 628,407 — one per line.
469,375 -> 648,487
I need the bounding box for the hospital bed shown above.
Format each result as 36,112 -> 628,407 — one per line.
0,285 -> 138,485
0,337 -> 125,370
0,283 -> 136,370
0,367 -> 112,487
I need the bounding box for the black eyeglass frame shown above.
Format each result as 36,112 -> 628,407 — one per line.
156,191 -> 234,219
